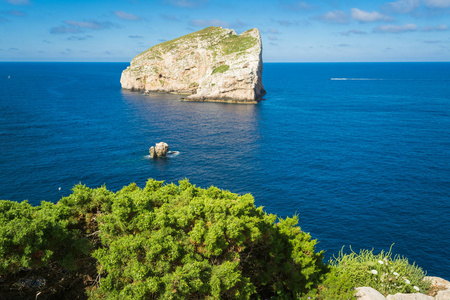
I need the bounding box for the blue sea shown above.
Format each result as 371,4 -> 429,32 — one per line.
1,62 -> 449,278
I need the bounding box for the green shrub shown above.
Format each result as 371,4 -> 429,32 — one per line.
0,199 -> 91,273
0,184 -> 114,298
1,179 -> 433,300
326,246 -> 430,296
297,265 -> 356,300
222,35 -> 257,55
89,179 -> 325,299
212,64 -> 230,74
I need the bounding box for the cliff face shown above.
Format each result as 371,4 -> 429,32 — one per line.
120,26 -> 266,103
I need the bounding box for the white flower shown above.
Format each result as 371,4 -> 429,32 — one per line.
378,260 -> 384,265
371,269 -> 378,275
413,286 -> 420,291
393,272 -> 399,276
404,279 -> 411,284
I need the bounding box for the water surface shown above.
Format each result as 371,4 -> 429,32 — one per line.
0,62 -> 449,277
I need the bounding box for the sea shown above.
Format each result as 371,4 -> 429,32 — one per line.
0,62 -> 449,278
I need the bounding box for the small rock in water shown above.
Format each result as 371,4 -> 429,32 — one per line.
149,142 -> 169,158
149,146 -> 156,158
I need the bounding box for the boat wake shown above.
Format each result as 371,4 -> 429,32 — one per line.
329,78 -> 385,81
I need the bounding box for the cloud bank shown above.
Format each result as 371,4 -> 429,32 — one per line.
374,23 -> 418,33
351,8 -> 390,22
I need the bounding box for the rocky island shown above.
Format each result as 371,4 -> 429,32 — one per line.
120,26 -> 266,104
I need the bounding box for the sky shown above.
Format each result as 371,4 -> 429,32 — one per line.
1,0 -> 449,62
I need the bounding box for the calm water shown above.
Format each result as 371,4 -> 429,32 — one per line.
1,62 -> 449,278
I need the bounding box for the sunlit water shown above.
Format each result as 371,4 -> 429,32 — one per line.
1,62 -> 449,278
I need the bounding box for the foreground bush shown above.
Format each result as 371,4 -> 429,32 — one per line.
323,246 -> 430,297
89,179 -> 325,299
0,179 -> 433,299
0,179 -> 326,299
0,200 -> 90,273
0,186 -> 113,298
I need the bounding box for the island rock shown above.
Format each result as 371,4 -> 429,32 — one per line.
120,26 -> 266,104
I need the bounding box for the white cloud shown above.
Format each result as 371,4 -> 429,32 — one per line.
7,0 -> 29,5
317,10 -> 348,24
293,1 -> 312,9
268,28 -> 280,34
340,29 -> 367,36
385,0 -> 421,13
351,8 -> 390,22
114,11 -> 139,21
67,35 -> 93,41
280,0 -> 313,11
385,0 -> 450,13
64,20 -> 115,29
161,14 -> 180,21
273,19 -> 301,26
373,23 -> 418,33
425,0 -> 450,8
50,20 -> 116,34
2,10 -> 26,17
50,26 -> 82,34
268,36 -> 279,40
190,19 -> 230,27
164,0 -> 207,8
422,24 -> 448,31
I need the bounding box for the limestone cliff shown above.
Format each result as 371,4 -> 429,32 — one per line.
120,26 -> 266,104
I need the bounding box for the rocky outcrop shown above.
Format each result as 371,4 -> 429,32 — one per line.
386,293 -> 434,300
356,287 -> 386,300
425,277 -> 450,300
353,276 -> 450,300
425,277 -> 450,290
435,290 -> 450,300
149,142 -> 169,158
121,26 -> 266,104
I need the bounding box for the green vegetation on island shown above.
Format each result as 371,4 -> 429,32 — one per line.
132,26 -> 257,67
0,179 -> 430,299
212,65 -> 230,75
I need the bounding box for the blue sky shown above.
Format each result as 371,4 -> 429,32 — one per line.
1,0 -> 449,62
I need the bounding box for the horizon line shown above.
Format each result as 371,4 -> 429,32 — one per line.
1,60 -> 449,63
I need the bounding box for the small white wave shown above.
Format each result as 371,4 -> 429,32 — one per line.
329,78 -> 384,81
143,151 -> 180,159
167,151 -> 180,157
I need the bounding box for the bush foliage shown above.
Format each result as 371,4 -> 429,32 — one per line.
0,199 -> 92,273
324,246 -> 430,297
0,179 -> 432,299
0,179 -> 326,299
